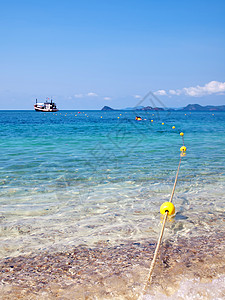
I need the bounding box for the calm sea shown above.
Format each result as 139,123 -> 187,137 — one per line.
0,110 -> 225,298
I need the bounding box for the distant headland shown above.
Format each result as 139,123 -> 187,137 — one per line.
101,106 -> 114,111
101,104 -> 225,112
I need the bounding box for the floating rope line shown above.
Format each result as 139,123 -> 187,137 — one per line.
138,132 -> 186,300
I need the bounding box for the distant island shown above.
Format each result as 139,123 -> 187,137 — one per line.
101,104 -> 225,112
101,106 -> 114,111
179,104 -> 225,111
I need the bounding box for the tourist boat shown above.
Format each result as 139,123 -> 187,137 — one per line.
34,98 -> 59,112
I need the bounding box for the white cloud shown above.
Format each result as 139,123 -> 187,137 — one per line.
87,92 -> 98,97
74,94 -> 83,98
183,81 -> 225,97
154,89 -> 167,96
169,89 -> 182,96
169,81 -> 225,97
74,92 -> 98,98
104,97 -> 111,100
134,95 -> 142,99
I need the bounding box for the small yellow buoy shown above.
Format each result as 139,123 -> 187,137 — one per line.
180,132 -> 184,136
162,122 -> 164,125
172,126 -> 175,129
151,120 -> 153,122
160,202 -> 175,216
180,146 -> 187,152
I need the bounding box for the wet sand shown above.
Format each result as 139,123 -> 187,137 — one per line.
0,230 -> 225,299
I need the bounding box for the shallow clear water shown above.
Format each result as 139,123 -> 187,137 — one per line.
0,110 -> 224,298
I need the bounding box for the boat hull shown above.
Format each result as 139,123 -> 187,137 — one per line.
34,106 -> 59,112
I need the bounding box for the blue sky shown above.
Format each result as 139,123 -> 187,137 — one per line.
0,0 -> 224,109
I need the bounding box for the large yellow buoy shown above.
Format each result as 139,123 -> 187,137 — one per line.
180,146 -> 187,152
160,202 -> 175,216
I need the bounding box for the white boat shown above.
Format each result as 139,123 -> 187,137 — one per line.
34,98 -> 59,112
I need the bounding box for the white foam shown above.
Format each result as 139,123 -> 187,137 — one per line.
145,275 -> 225,300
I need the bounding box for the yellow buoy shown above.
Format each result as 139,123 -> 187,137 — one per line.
160,202 -> 175,216
180,132 -> 184,136
151,120 -> 153,122
180,146 -> 187,152
172,126 -> 175,129
162,122 -> 164,125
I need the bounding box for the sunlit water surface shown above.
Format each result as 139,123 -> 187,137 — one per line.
0,110 -> 224,299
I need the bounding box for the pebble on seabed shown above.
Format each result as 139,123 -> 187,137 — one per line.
0,232 -> 224,299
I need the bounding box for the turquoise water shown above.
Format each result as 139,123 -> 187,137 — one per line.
0,110 -> 225,298
0,110 -> 224,259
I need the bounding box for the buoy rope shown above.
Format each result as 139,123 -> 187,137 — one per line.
169,156 -> 182,203
181,135 -> 185,146
138,137 -> 186,300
